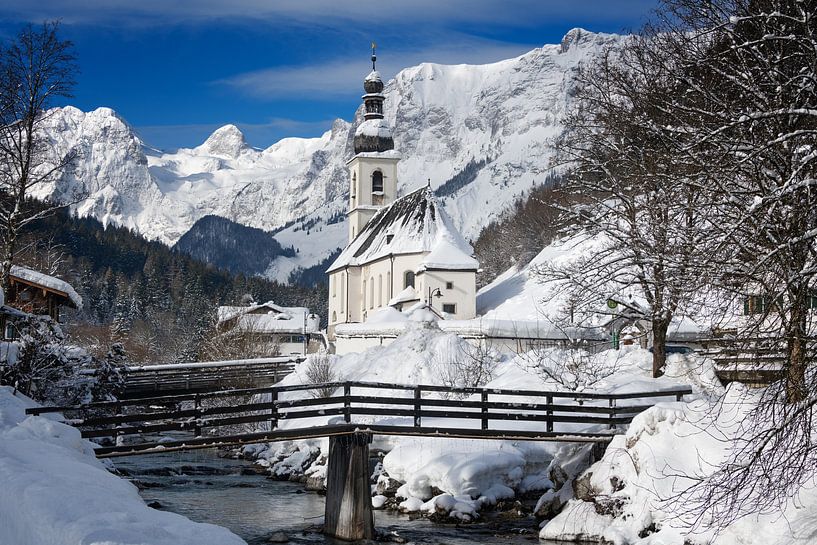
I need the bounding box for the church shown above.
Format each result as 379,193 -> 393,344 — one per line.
326,49 -> 479,339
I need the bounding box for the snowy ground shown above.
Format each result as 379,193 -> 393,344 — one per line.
540,383 -> 817,545
0,386 -> 246,545
246,319 -> 716,522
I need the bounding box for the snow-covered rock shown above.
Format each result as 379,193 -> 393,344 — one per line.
35,29 -> 623,281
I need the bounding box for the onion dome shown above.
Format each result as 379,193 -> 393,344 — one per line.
354,42 -> 394,154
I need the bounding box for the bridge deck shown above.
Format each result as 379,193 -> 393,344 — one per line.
27,381 -> 692,458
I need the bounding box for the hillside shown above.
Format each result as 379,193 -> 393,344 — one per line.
174,215 -> 296,276
32,28 -> 621,282
14,204 -> 326,363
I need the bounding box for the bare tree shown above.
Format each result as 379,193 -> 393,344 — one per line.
542,32 -> 719,378
629,0 -> 817,531
0,22 -> 78,292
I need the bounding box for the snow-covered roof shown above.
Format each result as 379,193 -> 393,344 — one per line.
217,301 -> 319,334
9,266 -> 82,309
388,286 -> 419,306
327,186 -> 479,273
354,118 -> 393,139
364,70 -> 382,83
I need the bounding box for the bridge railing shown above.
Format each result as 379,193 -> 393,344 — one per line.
26,381 -> 692,456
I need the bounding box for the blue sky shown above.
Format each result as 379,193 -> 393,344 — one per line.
0,1 -> 658,150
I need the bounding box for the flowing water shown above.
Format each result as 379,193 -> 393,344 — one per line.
111,448 -> 548,545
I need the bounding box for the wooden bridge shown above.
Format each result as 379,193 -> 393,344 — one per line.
28,381 -> 690,541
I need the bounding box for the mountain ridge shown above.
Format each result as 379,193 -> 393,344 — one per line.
33,28 -> 621,283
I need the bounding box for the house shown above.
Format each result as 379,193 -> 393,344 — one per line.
216,301 -> 322,356
326,49 -> 479,339
1,266 -> 82,340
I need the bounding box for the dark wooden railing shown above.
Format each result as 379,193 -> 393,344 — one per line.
27,381 -> 691,457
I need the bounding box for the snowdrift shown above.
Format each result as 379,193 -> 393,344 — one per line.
0,386 -> 245,545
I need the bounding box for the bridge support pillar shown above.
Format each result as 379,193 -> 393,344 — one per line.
324,431 -> 374,541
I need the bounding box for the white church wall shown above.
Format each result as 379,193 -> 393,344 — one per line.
418,269 -> 477,319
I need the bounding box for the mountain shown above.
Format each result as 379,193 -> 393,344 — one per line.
174,215 -> 297,276
34,28 -> 621,283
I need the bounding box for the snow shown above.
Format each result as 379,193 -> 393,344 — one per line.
0,386 -> 245,545
540,383 -> 817,545
217,301 -> 319,333
251,321 -> 711,520
10,265 -> 83,309
355,118 -> 393,139
387,286 -> 419,307
364,70 -> 382,83
328,186 -> 478,273
33,29 -> 625,282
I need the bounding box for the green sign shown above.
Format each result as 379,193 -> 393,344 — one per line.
606,299 -> 618,309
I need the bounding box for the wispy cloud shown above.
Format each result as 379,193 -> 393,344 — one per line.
3,0 -> 657,28
217,39 -> 536,99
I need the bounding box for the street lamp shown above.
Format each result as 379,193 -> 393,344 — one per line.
427,287 -> 442,309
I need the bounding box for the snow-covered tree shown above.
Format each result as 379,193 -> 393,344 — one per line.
543,33 -> 719,377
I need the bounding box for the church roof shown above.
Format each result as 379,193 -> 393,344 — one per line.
327,186 -> 479,273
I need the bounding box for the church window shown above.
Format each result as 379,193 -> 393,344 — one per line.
370,277 -> 375,309
404,271 -> 415,289
378,275 -> 383,306
332,311 -> 337,322
331,276 -> 336,297
442,303 -> 456,314
340,274 -> 345,312
446,281 -> 453,290
372,170 -> 384,193
362,279 -> 366,309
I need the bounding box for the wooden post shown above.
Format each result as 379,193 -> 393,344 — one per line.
193,394 -> 202,437
324,431 -> 375,541
413,387 -> 422,427
343,384 -> 351,423
608,397 -> 615,430
481,390 -> 489,430
546,395 -> 553,433
270,389 -> 278,430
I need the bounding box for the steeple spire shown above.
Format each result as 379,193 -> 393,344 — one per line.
354,43 -> 394,154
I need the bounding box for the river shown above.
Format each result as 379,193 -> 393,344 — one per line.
112,448 -> 549,544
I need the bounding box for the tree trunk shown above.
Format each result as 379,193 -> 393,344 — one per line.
785,294 -> 808,403
652,320 -> 668,378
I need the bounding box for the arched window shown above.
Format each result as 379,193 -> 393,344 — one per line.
340,273 -> 345,313
370,277 -> 375,309
386,271 -> 391,299
372,170 -> 384,193
378,274 -> 383,306
404,271 -> 415,289
362,278 -> 366,310
332,311 -> 337,323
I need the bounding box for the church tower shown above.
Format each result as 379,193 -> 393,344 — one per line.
347,43 -> 400,242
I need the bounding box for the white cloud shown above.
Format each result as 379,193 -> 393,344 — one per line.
4,0 -> 657,27
217,39 -> 535,99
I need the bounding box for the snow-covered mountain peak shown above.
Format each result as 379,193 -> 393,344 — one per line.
559,27 -> 621,55
36,30 -> 626,282
197,124 -> 251,159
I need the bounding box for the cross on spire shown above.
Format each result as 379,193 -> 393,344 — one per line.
371,41 -> 377,70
